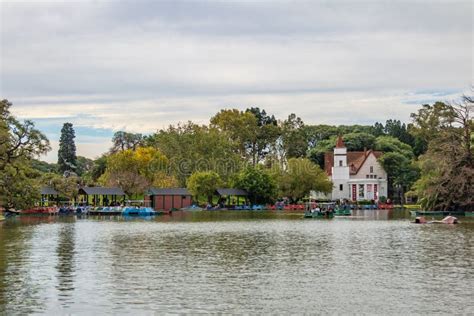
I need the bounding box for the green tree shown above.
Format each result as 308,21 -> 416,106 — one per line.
232,165 -> 277,204
210,109 -> 258,160
278,158 -> 332,203
384,119 -> 414,146
281,113 -> 307,159
58,123 -> 77,174
147,122 -> 242,186
187,171 -> 222,203
101,147 -> 175,196
89,154 -> 108,183
342,132 -> 376,151
30,159 -> 58,174
307,137 -> 337,168
411,98 -> 473,211
374,135 -> 418,203
245,107 -> 281,166
0,99 -> 50,210
42,172 -> 80,203
75,156 -> 94,177
375,136 -> 414,157
1,164 -> 42,210
378,152 -> 419,204
110,131 -> 143,153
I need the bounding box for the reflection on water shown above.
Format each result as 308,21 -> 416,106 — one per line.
56,223 -> 75,305
0,211 -> 472,314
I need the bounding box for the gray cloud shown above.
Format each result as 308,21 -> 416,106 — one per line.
1,0 -> 472,161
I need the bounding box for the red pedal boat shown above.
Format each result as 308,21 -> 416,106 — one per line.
20,206 -> 59,215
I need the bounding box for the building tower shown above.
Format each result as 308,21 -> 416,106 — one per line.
331,136 -> 350,200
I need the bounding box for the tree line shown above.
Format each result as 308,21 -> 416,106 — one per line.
0,96 -> 472,211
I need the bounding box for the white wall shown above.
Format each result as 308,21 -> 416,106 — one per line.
331,180 -> 350,200
351,153 -> 387,180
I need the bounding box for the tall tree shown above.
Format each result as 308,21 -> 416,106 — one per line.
411,98 -> 473,211
343,132 -> 376,151
245,107 -> 281,166
277,158 -> 332,203
187,171 -> 222,203
58,123 -> 77,174
110,131 -> 143,153
210,109 -> 258,160
147,122 -> 242,186
0,99 -> 50,210
281,113 -> 307,159
101,147 -> 176,196
232,165 -> 277,204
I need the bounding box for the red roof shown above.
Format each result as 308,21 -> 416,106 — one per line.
324,150 -> 383,176
335,135 -> 345,148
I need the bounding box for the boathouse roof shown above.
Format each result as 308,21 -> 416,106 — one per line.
216,188 -> 248,196
147,188 -> 191,196
79,187 -> 125,196
41,187 -> 59,195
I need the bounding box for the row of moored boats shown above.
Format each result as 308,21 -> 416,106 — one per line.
5,206 -> 159,216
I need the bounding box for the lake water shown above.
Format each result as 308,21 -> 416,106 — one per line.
0,211 -> 472,314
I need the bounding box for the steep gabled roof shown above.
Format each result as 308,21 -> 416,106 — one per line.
79,187 -> 125,195
216,188 -> 248,196
324,150 -> 383,176
147,188 -> 191,195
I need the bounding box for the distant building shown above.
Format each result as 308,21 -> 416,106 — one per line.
324,136 -> 388,202
145,188 -> 192,212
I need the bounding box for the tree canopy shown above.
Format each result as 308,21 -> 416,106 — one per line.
232,165 -> 277,204
277,158 -> 332,203
58,123 -> 77,175
410,99 -> 473,211
0,99 -> 50,210
187,171 -> 222,203
1,94 -> 472,209
101,147 -> 176,196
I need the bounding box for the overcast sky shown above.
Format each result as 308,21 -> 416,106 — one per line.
1,0 -> 472,162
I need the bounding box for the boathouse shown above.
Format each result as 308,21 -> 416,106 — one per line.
78,187 -> 125,206
145,188 -> 192,211
215,188 -> 248,206
40,186 -> 59,206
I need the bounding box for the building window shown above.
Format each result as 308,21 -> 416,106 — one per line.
358,184 -> 364,198
366,175 -> 369,178
370,166 -> 374,173
339,184 -> 343,191
339,160 -> 343,166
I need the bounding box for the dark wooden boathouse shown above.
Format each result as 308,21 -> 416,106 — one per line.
40,187 -> 59,206
216,188 -> 248,206
145,188 -> 192,211
78,187 -> 125,206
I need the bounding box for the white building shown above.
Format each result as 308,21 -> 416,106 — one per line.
323,136 -> 388,202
